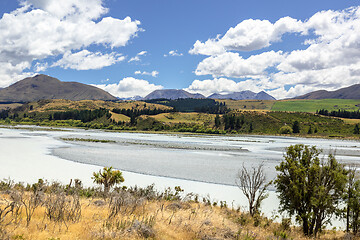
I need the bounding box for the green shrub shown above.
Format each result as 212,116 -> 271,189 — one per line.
279,125 -> 293,134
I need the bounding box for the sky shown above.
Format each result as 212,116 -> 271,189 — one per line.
0,0 -> 360,99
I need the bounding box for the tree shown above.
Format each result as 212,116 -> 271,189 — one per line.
235,163 -> 270,216
214,114 -> 221,128
354,124 -> 360,134
275,145 -> 347,236
292,121 -> 300,133
92,167 -> 124,195
307,125 -> 313,134
279,125 -> 292,134
344,166 -> 360,233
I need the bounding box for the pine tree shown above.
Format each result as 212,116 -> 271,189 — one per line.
214,115 -> 221,128
292,121 -> 300,133
354,124 -> 360,134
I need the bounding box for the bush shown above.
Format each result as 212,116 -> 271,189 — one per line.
279,125 -> 293,134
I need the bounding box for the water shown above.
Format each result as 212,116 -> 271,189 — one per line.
1,125 -> 360,226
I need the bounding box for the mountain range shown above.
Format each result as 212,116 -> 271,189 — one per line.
0,75 -> 117,102
1,75 -> 359,103
143,89 -> 205,100
208,91 -> 275,100
294,84 -> 360,99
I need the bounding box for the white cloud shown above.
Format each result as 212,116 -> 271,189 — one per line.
0,0 -> 140,87
195,51 -> 284,78
93,77 -> 163,98
34,62 -> 48,72
27,0 -> 108,20
134,70 -> 159,77
53,50 -> 125,70
189,17 -> 304,55
129,51 -> 147,62
190,6 -> 360,99
164,50 -> 183,57
137,51 -> 147,56
185,78 -> 264,97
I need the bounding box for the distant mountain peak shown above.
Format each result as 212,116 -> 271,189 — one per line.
144,89 -> 205,100
0,75 -> 117,102
294,84 -> 360,99
209,91 -> 275,100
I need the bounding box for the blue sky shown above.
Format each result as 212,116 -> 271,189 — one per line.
0,0 -> 360,99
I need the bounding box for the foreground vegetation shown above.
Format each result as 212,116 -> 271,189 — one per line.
0,175 -> 347,239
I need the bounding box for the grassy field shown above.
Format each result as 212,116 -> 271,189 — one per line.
148,112 -> 215,125
216,99 -> 275,111
271,99 -> 360,113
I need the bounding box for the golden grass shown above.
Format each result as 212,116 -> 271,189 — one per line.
0,193 -> 347,240
110,111 -> 130,122
30,99 -> 171,112
0,103 -> 22,110
341,118 -> 360,124
148,112 -> 216,125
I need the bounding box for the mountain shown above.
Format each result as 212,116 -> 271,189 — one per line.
209,91 -> 276,100
119,95 -> 143,101
0,74 -> 117,102
294,84 -> 360,99
143,89 -> 205,100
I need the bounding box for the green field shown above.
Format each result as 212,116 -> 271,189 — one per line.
216,99 -> 275,111
271,99 -> 360,113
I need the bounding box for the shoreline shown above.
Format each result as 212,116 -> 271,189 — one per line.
1,123 -> 360,141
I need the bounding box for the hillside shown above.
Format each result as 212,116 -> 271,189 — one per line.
143,89 -> 205,100
209,91 -> 275,100
271,99 -> 360,113
294,84 -> 360,99
0,74 -> 118,102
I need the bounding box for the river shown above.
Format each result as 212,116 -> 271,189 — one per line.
1,125 -> 360,226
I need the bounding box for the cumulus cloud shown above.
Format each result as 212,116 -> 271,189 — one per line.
0,0 -> 141,87
27,0 -> 108,20
34,62 -> 49,72
93,77 -> 163,98
189,17 -> 304,55
129,51 -> 147,62
195,51 -> 284,78
53,50 -> 125,70
164,50 -> 183,57
190,6 -> 360,99
134,70 -> 159,77
185,78 -> 263,97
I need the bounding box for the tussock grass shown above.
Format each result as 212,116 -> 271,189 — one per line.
30,99 -> 171,113
0,182 -> 348,240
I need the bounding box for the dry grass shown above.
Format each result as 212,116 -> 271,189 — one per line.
149,112 -> 216,124
30,99 -> 171,113
0,191 -> 348,240
0,103 -> 22,110
110,111 -> 130,122
341,118 -> 360,124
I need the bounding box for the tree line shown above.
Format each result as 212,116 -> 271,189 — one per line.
51,108 -> 111,123
112,107 -> 174,118
317,109 -> 360,119
145,98 -> 229,114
